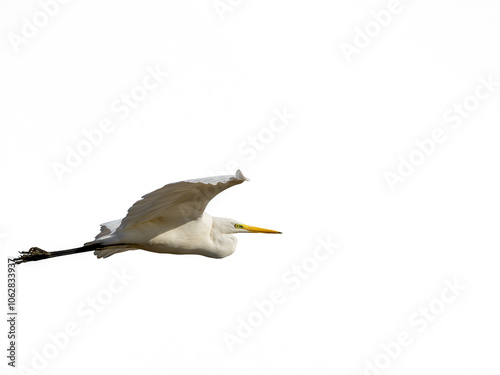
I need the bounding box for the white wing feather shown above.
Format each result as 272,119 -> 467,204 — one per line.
116,169 -> 248,231
87,170 -> 248,258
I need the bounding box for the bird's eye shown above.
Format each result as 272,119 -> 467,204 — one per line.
234,224 -> 243,229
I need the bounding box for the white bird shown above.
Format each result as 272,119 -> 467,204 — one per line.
14,170 -> 280,264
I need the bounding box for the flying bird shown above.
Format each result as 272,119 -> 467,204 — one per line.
14,170 -> 280,264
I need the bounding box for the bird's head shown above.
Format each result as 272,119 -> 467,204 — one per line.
215,218 -> 282,235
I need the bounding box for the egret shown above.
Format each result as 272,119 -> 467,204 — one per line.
14,170 -> 280,264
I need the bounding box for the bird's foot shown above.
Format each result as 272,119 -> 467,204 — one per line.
13,247 -> 50,264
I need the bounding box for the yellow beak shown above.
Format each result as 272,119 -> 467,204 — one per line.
243,225 -> 282,234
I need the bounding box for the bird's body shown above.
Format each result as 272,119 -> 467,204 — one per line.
14,170 -> 280,264
94,214 -> 237,259
144,214 -> 234,258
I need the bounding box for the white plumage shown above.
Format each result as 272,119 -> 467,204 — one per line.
85,169 -> 280,259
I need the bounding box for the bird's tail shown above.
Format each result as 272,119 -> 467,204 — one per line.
84,220 -> 136,259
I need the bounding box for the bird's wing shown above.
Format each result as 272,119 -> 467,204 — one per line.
117,169 -> 248,230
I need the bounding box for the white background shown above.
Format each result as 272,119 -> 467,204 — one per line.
1,1 -> 500,374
